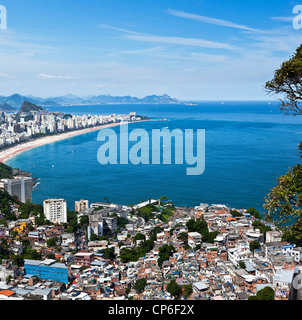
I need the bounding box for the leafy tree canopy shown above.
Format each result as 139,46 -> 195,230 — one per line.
265,44 -> 302,116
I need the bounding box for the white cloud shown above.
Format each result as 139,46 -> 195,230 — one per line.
0,72 -> 9,78
100,24 -> 237,50
166,9 -> 263,33
271,16 -> 294,22
38,73 -> 75,79
20,52 -> 35,57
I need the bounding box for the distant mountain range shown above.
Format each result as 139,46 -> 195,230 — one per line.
0,103 -> 17,112
0,93 -> 188,109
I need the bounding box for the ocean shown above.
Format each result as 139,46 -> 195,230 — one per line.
6,101 -> 302,213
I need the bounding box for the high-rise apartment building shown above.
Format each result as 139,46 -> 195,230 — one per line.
75,199 -> 89,212
0,176 -> 32,203
43,199 -> 67,224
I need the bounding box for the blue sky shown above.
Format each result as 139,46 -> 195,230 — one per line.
0,0 -> 302,100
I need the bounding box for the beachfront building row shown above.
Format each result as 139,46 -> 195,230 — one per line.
0,110 -> 138,148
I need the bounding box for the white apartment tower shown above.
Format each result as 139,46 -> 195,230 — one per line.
43,199 -> 67,224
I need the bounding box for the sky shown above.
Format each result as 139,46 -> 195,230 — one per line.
0,0 -> 302,100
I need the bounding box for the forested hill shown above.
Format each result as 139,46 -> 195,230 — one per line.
0,162 -> 14,179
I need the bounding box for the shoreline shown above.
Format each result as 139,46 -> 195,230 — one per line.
0,119 -> 162,164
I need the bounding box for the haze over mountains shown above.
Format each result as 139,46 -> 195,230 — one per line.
0,93 -> 185,109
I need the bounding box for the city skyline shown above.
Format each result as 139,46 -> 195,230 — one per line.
0,0 -> 301,100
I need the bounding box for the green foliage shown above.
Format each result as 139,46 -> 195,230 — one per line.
79,215 -> 89,227
23,248 -> 41,260
136,204 -> 157,221
239,261 -> 246,269
134,278 -> 147,293
0,163 -> 14,179
247,207 -> 262,219
47,237 -> 59,247
281,230 -> 302,247
117,217 -> 128,229
186,218 -> 208,234
166,280 -> 182,298
186,218 -> 218,243
136,240 -> 154,258
0,189 -> 20,219
265,44 -> 302,116
248,286 -> 275,300
19,201 -> 43,219
230,210 -> 243,217
252,220 -> 271,236
35,212 -> 50,226
67,210 -> 78,232
119,240 -> 154,263
158,244 -> 175,267
0,239 -> 10,262
178,232 -> 188,243
100,247 -> 116,261
90,234 -> 98,241
264,163 -> 302,238
119,248 -> 138,263
12,254 -> 24,267
149,226 -> 164,241
250,240 -> 261,252
202,231 -> 219,243
183,284 -> 193,298
157,208 -> 174,223
133,233 -> 145,243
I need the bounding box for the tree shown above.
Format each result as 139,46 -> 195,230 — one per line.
79,215 -> 89,227
183,284 -> 193,299
134,278 -> 147,293
239,261 -> 246,269
177,232 -> 188,243
149,226 -> 163,241
265,44 -> 302,116
6,275 -> 12,284
247,207 -> 262,219
166,280 -> 182,298
230,210 -> 243,217
186,218 -> 208,235
47,253 -> 56,260
158,244 -> 174,267
117,217 -> 128,229
100,247 -> 116,261
250,240 -> 261,252
47,237 -> 59,247
136,240 -> 154,258
90,234 -> 98,241
133,232 -> 145,243
119,248 -> 138,263
13,255 -> 24,267
264,44 -> 302,242
248,286 -> 275,300
264,162 -> 302,238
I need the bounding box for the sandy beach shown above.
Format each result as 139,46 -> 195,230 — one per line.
0,122 -> 125,164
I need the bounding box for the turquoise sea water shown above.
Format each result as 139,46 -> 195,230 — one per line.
6,101 -> 302,213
